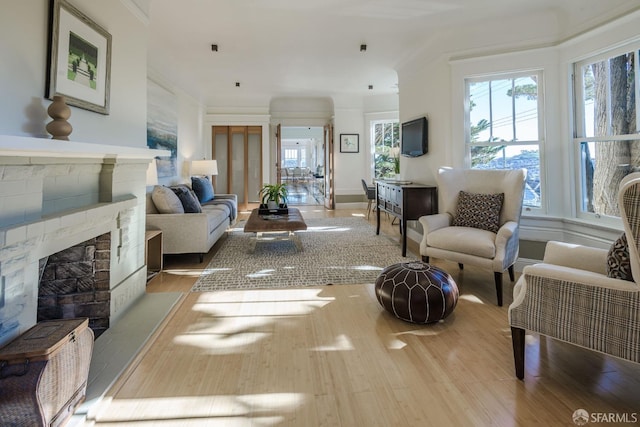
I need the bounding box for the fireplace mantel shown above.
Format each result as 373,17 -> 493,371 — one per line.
0,135 -> 169,159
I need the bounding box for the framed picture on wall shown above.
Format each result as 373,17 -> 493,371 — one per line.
339,134 -> 359,153
46,0 -> 112,114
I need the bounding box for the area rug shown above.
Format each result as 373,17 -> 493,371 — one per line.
191,216 -> 418,291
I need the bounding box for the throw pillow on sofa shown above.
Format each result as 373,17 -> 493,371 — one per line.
191,176 -> 215,203
152,185 -> 185,214
171,185 -> 202,213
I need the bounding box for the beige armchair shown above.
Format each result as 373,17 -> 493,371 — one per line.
509,172 -> 640,380
418,167 -> 527,306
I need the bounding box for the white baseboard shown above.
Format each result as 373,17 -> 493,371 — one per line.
514,257 -> 539,273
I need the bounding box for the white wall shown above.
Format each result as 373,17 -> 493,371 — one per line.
333,102 -> 366,199
398,58 -> 451,186
397,8 -> 640,246
396,8 -> 566,186
0,0 -> 148,148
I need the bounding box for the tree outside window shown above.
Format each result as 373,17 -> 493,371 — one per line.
373,121 -> 399,179
575,47 -> 639,217
466,72 -> 544,208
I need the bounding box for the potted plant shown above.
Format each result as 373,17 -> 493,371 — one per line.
259,183 -> 288,210
391,146 -> 400,179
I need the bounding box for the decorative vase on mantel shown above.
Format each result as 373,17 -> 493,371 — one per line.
46,95 -> 72,140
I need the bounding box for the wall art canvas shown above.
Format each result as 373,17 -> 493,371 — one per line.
147,79 -> 178,178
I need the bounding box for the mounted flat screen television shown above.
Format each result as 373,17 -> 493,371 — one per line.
401,117 -> 428,157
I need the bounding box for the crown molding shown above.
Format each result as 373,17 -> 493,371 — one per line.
119,0 -> 149,25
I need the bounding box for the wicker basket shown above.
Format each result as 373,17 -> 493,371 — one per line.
0,318 -> 94,427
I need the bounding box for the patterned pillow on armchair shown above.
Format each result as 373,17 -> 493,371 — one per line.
452,190 -> 504,233
607,232 -> 633,281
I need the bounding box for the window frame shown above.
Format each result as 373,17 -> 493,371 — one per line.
370,119 -> 400,180
282,147 -> 306,168
572,42 -> 640,223
464,69 -> 546,213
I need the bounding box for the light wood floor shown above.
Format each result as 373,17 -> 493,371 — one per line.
86,208 -> 640,426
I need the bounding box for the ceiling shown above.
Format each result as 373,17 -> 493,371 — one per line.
146,0 -> 640,107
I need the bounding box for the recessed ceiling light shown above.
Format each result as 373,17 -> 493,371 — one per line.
211,44 -> 218,52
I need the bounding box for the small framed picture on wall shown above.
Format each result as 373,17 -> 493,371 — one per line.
339,134 -> 359,153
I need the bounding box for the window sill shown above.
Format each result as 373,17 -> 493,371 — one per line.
520,214 -> 622,249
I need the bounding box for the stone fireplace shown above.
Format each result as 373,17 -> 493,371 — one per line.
0,135 -> 166,347
38,233 -> 112,338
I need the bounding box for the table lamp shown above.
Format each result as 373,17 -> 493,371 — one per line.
191,159 -> 218,181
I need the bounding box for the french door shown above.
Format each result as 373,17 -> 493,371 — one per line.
212,126 -> 262,211
324,124 -> 334,209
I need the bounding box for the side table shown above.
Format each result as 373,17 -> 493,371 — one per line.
145,230 -> 163,281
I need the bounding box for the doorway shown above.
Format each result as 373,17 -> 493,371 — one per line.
278,126 -> 326,206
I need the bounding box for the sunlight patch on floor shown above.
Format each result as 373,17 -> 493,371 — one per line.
299,225 -> 353,233
311,333 -> 355,351
459,294 -> 485,304
386,337 -> 408,350
247,269 -> 276,278
201,267 -> 232,275
393,328 -> 443,337
163,269 -> 206,277
173,330 -> 271,352
93,394 -> 307,425
192,299 -> 332,317
171,289 -> 335,352
383,328 -> 441,349
194,288 -> 335,303
350,265 -> 383,271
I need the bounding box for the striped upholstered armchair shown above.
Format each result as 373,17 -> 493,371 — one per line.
509,172 -> 640,380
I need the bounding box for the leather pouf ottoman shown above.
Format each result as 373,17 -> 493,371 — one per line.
375,261 -> 459,323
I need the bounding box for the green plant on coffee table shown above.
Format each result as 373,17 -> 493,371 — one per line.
259,183 -> 288,207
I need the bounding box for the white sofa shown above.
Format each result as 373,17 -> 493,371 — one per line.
146,189 -> 237,262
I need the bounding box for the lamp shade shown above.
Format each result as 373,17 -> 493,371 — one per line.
146,159 -> 158,186
191,159 -> 218,176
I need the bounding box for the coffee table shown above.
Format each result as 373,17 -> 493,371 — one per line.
243,207 -> 307,252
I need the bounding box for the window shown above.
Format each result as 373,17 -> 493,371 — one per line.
465,72 -> 544,208
372,121 -> 399,179
282,147 -> 306,168
574,45 -> 640,218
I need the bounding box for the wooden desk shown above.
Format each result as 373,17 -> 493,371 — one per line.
376,181 -> 437,257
